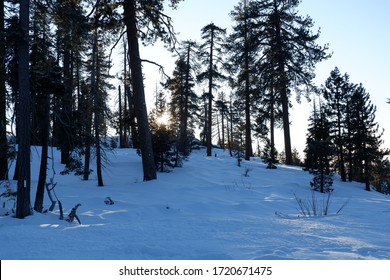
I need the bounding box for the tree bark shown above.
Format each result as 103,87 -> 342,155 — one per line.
0,0 -> 7,180
244,3 -> 252,161
123,0 -> 156,181
60,38 -> 72,164
16,0 -> 31,219
273,1 -> 292,165
94,30 -> 104,187
34,94 -> 50,212
206,30 -> 214,157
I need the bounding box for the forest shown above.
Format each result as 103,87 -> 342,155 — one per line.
0,0 -> 389,220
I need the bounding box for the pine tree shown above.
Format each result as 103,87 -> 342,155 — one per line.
52,0 -> 88,165
347,84 -> 387,191
166,41 -> 199,163
304,103 -> 335,193
84,1 -> 118,186
322,67 -> 352,182
198,23 -> 226,157
215,92 -> 229,149
228,0 -> 261,161
30,0 -> 63,212
248,0 -> 330,165
123,0 -> 183,181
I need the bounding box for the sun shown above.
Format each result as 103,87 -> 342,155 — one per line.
156,112 -> 170,126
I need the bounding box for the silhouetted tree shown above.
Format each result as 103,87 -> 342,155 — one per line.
251,0 -> 330,164
123,0 -> 183,180
198,23 -> 226,157
347,84 -> 387,191
15,0 -> 31,219
322,67 -> 352,182
304,103 -> 335,193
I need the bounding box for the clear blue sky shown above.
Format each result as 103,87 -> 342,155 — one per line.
139,0 -> 390,155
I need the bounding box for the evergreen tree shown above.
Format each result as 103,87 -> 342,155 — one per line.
30,0 -> 63,212
52,0 -> 88,164
149,119 -> 176,173
198,23 -> 226,157
304,103 -> 335,193
291,147 -> 302,166
166,41 -> 199,163
347,84 -> 387,191
249,0 -> 330,165
228,0 -> 260,161
215,92 -> 229,149
123,0 -> 183,181
322,67 -> 352,181
86,1 -> 117,186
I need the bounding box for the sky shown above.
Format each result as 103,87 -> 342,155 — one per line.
135,0 -> 390,156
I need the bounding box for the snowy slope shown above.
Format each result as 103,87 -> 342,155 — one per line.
1,146 -> 390,260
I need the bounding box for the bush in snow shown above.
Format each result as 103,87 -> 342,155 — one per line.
293,191 -> 347,217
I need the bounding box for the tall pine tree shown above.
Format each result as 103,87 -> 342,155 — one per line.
249,0 -> 330,164
123,0 -> 183,180
304,102 -> 335,193
322,67 -> 352,182
347,84 -> 386,191
198,23 -> 226,157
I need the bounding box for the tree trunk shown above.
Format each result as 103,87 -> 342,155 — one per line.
123,0 -> 156,181
270,84 -> 276,167
60,41 -> 72,164
118,85 -> 124,148
0,0 -> 7,180
337,106 -> 346,181
244,5 -> 251,161
221,106 -> 225,149
34,94 -> 50,212
88,24 -> 104,186
274,0 -> 292,165
83,81 -> 92,180
206,30 -> 214,157
94,35 -> 103,187
16,0 -> 31,219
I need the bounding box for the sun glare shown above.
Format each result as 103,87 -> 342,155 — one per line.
156,112 -> 170,126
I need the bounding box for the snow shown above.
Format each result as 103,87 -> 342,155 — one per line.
1,146 -> 390,260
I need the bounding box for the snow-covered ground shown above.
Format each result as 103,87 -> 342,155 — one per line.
1,146 -> 390,260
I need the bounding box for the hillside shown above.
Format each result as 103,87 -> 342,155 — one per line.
1,147 -> 390,260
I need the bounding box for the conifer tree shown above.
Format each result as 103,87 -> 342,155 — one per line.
215,92 -> 229,149
228,0 -> 260,161
198,23 -> 226,157
31,0 -> 63,212
304,103 -> 335,193
53,0 -> 88,164
166,41 -> 199,163
123,0 -> 183,180
248,0 -> 330,165
347,84 -> 387,191
322,67 -> 351,182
